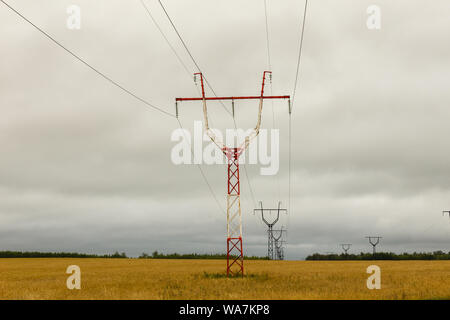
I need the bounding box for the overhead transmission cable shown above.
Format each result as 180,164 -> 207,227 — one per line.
158,0 -> 258,208
0,0 -> 174,118
263,0 -> 272,70
292,0 -> 309,104
263,0 -> 281,202
158,0 -> 233,118
176,118 -> 226,216
1,0 -> 226,218
289,0 -> 309,232
140,0 -> 191,77
139,0 -> 226,217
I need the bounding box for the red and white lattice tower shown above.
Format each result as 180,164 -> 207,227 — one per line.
176,72 -> 289,276
224,146 -> 243,275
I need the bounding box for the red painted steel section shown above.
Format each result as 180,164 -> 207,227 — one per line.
194,72 -> 206,99
261,71 -> 271,97
175,95 -> 289,101
227,237 -> 243,276
177,70 -> 288,102
225,148 -> 241,196
225,147 -> 244,276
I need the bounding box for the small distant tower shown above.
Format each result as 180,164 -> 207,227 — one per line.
365,236 -> 382,255
340,243 -> 352,255
273,228 -> 286,260
254,201 -> 287,260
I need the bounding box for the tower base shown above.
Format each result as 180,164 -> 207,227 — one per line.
227,237 -> 244,276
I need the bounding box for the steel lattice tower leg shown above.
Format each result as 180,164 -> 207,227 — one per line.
267,226 -> 274,260
225,147 -> 244,276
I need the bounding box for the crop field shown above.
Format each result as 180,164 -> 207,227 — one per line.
0,259 -> 449,300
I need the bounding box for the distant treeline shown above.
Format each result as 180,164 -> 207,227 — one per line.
0,251 -> 128,258
139,251 -> 268,260
0,250 -> 267,260
306,251 -> 450,260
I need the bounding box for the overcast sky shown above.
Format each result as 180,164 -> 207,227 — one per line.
1,0 -> 449,259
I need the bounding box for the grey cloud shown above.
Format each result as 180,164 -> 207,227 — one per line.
0,0 -> 449,259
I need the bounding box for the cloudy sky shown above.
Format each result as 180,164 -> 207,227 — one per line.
1,0 -> 449,259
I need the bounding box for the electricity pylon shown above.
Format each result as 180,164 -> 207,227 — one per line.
365,236 -> 382,255
176,72 -> 289,276
340,243 -> 352,255
273,228 -> 286,260
254,201 -> 287,260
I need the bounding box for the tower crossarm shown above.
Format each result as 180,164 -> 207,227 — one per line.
254,201 -> 287,227
175,72 -> 290,152
366,236 -> 382,246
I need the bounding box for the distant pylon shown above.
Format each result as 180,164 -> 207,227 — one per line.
273,228 -> 286,260
340,243 -> 352,255
365,236 -> 382,255
254,201 -> 287,260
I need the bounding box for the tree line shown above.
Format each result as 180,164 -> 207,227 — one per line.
4,250 -> 448,260
306,251 -> 450,260
0,251 -> 128,258
0,250 -> 267,259
138,251 -> 268,260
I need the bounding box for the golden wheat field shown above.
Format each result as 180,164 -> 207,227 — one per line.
0,258 -> 449,300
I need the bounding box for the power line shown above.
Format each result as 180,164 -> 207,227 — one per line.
177,118 -> 226,216
157,0 -> 201,78
242,165 -> 257,206
288,108 -> 292,230
140,0 -> 256,219
1,0 -> 225,218
0,0 -> 175,118
291,0 -> 309,106
157,0 -> 258,209
158,0 -> 233,118
289,0 -> 309,231
263,0 -> 281,202
140,0 -> 191,77
139,0 -> 224,133
138,2 -> 245,216
263,0 -> 272,71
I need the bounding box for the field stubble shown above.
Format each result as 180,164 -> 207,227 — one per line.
0,259 -> 448,299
